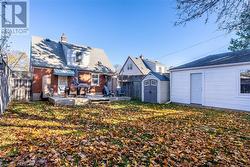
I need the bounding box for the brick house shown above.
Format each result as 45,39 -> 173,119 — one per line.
31,34 -> 115,100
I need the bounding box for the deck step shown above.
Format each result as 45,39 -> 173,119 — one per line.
91,101 -> 111,104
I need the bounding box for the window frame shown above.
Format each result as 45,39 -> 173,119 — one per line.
151,79 -> 158,86
91,73 -> 100,86
239,69 -> 250,96
144,80 -> 150,86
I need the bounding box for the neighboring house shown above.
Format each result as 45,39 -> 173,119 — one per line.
119,55 -> 168,100
31,34 -> 115,100
170,49 -> 250,111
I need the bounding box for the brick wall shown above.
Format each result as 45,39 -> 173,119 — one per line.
32,68 -> 107,99
78,71 -> 106,93
32,68 -> 53,93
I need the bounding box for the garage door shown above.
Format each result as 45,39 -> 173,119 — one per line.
144,79 -> 157,103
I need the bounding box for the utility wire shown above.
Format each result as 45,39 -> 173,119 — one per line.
173,44 -> 229,67
157,33 -> 228,59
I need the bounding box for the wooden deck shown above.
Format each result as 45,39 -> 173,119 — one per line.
48,95 -> 131,106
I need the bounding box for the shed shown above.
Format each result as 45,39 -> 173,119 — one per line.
142,72 -> 170,103
170,49 -> 250,111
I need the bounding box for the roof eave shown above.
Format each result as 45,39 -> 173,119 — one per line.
170,61 -> 250,72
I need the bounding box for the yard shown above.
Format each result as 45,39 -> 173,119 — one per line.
0,101 -> 249,166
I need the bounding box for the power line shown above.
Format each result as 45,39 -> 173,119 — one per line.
157,33 -> 228,59
174,44 -> 229,67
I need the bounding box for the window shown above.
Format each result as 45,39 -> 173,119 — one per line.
144,80 -> 150,86
240,70 -> 250,94
127,63 -> 133,70
76,52 -> 83,63
151,80 -> 157,86
91,74 -> 99,86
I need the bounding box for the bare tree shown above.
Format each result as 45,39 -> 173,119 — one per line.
0,29 -> 11,58
7,51 -> 29,71
114,64 -> 122,74
175,0 -> 249,31
0,1 -> 11,59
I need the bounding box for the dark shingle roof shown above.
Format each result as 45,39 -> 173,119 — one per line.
171,49 -> 250,70
148,71 -> 169,81
31,36 -> 114,73
32,37 -> 67,69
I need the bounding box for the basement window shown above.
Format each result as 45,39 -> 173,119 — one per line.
240,70 -> 250,94
91,73 -> 99,86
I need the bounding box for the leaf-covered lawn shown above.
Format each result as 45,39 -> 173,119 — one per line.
0,101 -> 249,166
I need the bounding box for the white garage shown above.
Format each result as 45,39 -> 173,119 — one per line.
170,49 -> 250,111
142,72 -> 170,103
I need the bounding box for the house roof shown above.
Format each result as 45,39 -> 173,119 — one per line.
143,58 -> 166,67
32,36 -> 67,69
130,57 -> 151,75
119,56 -> 167,75
146,71 -> 169,81
171,49 -> 250,70
31,36 -> 114,73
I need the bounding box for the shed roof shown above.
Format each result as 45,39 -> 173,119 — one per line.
144,72 -> 169,81
171,49 -> 250,70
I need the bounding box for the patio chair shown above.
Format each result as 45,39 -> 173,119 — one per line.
69,84 -> 77,97
78,83 -> 90,96
103,85 -> 114,97
116,87 -> 125,96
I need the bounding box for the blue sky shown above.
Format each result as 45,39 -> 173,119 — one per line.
10,0 -> 234,67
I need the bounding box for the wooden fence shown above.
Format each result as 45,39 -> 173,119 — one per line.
0,76 -> 10,114
11,78 -> 31,101
0,58 -> 31,114
0,59 -> 12,114
119,75 -> 143,100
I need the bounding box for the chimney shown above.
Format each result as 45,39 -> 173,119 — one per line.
60,33 -> 67,43
139,54 -> 144,59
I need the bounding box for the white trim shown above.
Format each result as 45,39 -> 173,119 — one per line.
189,73 -> 203,105
170,62 -> 250,72
144,80 -> 150,86
91,73 -> 100,86
151,79 -> 157,86
238,69 -> 250,97
58,76 -> 68,95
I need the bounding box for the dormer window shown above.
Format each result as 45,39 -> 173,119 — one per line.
76,52 -> 82,63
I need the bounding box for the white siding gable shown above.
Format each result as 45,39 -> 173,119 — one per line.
120,58 -> 143,76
